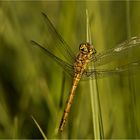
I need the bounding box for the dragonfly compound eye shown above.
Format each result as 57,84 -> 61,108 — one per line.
79,43 -> 88,53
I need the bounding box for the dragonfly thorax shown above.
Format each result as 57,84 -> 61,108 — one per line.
79,42 -> 96,55
73,43 -> 96,74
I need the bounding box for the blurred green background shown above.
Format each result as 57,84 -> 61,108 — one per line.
0,0 -> 140,139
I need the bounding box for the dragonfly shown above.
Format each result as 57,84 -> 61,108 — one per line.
31,12 -> 140,132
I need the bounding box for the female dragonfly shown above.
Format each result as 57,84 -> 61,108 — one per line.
31,12 -> 140,132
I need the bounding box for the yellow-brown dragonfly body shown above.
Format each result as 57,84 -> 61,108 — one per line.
59,43 -> 96,131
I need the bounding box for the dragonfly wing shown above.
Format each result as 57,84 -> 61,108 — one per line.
92,37 -> 140,67
82,60 -> 140,80
41,12 -> 75,64
31,40 -> 74,77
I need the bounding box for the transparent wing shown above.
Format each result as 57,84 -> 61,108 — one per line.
41,12 -> 75,64
82,60 -> 140,80
92,37 -> 140,67
31,40 -> 74,77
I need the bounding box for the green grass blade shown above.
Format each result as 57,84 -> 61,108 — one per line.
86,9 -> 101,139
31,116 -> 47,140
126,0 -> 137,137
12,116 -> 18,139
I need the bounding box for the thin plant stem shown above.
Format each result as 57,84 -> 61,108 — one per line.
126,0 -> 137,137
31,116 -> 47,140
12,116 -> 18,139
86,9 -> 100,139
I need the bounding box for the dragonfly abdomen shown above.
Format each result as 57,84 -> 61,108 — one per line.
59,74 -> 81,132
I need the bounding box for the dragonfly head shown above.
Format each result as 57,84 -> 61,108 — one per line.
79,43 -> 96,55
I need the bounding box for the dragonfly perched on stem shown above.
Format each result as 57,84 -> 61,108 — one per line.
31,12 -> 140,132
